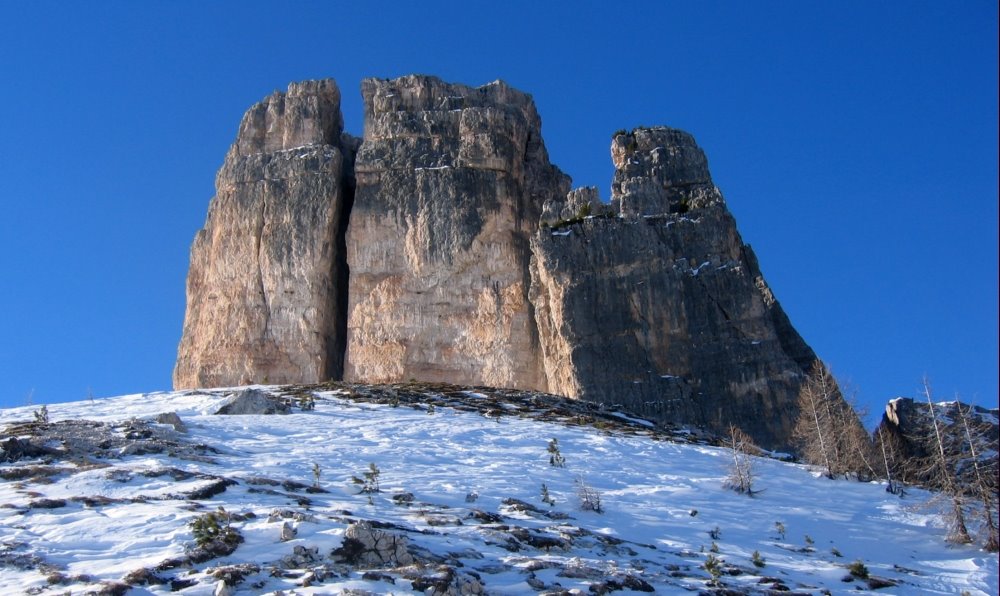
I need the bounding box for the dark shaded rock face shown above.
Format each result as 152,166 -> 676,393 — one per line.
174,76 -> 827,450
530,127 -> 818,449
344,75 -> 569,389
877,397 -> 999,490
174,80 -> 357,388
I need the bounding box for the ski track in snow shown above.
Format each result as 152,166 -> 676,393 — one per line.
0,388 -> 996,595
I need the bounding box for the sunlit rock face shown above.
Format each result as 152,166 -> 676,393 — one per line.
343,75 -> 569,390
174,80 -> 356,389
174,77 -> 828,451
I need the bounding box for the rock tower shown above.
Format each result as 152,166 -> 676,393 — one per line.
175,75 -> 827,449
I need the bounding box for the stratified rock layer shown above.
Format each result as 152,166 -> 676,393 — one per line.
173,80 -> 355,388
530,128 -> 817,448
344,75 -> 569,389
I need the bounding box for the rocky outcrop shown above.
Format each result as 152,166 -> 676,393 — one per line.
530,128 -> 818,448
343,75 -> 569,389
174,75 -> 830,450
174,80 -> 357,388
213,388 -> 290,416
331,521 -> 414,567
877,397 -> 999,491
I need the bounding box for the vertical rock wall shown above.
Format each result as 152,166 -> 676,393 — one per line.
530,128 -> 818,449
173,76 -> 830,450
343,75 -> 569,389
173,80 -> 355,388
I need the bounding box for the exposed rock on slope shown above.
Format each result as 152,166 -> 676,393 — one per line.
530,128 -> 818,448
344,75 -> 569,389
877,397 -> 999,491
174,80 -> 357,388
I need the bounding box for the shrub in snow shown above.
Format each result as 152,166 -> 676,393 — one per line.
575,476 -> 603,513
751,549 -> 765,568
703,553 -> 723,582
190,508 -> 241,552
352,462 -> 381,501
774,521 -> 786,540
311,462 -> 321,488
33,405 -> 49,424
848,559 -> 869,579
548,438 -> 565,467
541,483 -> 555,506
723,424 -> 758,495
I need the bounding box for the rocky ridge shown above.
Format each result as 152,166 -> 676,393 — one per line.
175,74 -> 827,450
877,397 -> 999,492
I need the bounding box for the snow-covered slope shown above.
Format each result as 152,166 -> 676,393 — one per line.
1,386 -> 996,595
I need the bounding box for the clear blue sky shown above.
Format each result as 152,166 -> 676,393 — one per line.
1,2 -> 996,422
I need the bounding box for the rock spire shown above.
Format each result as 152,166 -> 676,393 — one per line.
173,80 -> 356,388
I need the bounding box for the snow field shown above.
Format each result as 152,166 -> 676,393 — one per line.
0,388 -> 996,594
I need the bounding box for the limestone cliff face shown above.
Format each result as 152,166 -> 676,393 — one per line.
174,76 -> 831,450
343,75 -> 569,389
173,80 -> 356,388
530,128 -> 817,449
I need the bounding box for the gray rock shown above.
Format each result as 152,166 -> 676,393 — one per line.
214,389 -> 290,416
277,544 -> 322,569
280,521 -> 296,542
530,127 -> 819,450
153,412 -> 187,433
610,127 -> 722,217
331,521 -> 414,568
541,186 -> 605,223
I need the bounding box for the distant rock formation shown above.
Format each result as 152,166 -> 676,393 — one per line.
174,74 -> 830,449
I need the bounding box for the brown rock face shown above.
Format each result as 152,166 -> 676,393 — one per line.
343,75 -> 568,389
173,80 -> 356,388
530,127 -> 818,449
174,76 -> 830,450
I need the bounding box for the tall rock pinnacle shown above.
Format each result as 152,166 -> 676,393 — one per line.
344,75 -> 569,389
173,80 -> 356,388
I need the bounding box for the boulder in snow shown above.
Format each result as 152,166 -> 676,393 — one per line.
214,389 -> 289,416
